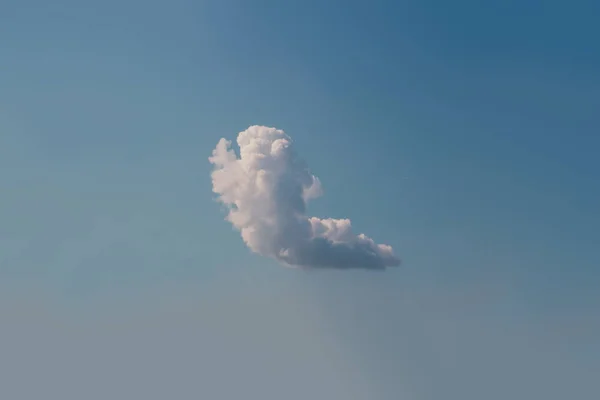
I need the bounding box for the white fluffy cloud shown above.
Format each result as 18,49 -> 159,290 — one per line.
209,126 -> 400,270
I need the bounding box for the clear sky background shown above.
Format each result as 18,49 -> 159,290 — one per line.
1,1 -> 599,399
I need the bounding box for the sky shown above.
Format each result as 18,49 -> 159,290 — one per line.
1,0 -> 599,399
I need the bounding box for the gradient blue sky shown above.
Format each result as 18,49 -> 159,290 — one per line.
1,1 -> 599,399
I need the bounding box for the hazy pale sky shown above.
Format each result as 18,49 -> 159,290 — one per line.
1,1 -> 599,399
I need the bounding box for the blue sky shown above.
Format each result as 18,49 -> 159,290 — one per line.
1,0 -> 599,398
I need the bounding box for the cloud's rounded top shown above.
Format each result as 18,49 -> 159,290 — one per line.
209,125 -> 400,270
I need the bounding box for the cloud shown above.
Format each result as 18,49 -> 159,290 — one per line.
209,126 -> 400,270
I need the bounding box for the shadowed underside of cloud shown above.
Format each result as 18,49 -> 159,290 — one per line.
209,126 -> 400,270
